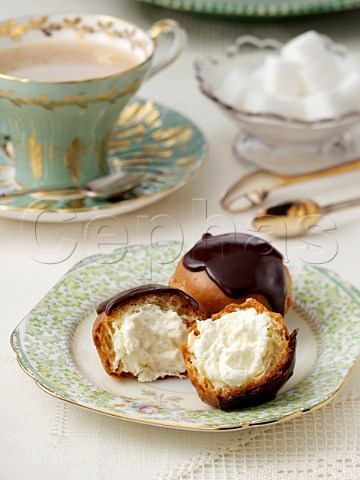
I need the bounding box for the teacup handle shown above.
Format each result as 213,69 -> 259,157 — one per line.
147,19 -> 186,79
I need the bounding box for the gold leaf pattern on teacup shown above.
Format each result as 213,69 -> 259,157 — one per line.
29,16 -> 48,28
28,137 -> 42,181
64,93 -> 87,109
0,15 -> 150,49
0,163 -> 9,187
0,20 -> 14,36
97,131 -> 111,172
0,20 -> 28,41
9,24 -> 28,41
65,93 -> 85,101
64,17 -> 82,26
65,138 -> 83,182
0,80 -> 140,109
97,20 -> 114,31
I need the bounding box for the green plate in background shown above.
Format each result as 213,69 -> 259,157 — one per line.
137,0 -> 360,18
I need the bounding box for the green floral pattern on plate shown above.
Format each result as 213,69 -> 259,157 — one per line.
11,242 -> 360,430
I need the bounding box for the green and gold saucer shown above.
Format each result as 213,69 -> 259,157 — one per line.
0,98 -> 207,222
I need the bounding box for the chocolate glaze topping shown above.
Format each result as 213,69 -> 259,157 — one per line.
97,284 -> 199,316
183,232 -> 287,315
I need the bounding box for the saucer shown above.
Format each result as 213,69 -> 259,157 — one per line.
0,98 -> 207,222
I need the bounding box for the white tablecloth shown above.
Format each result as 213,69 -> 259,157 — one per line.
1,1 -> 359,479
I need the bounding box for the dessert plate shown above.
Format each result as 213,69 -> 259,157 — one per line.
11,241 -> 360,431
137,0 -> 360,18
0,99 -> 207,222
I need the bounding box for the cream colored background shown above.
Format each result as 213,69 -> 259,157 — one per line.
1,1 -> 359,478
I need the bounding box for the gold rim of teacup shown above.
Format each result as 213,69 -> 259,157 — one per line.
0,13 -> 167,84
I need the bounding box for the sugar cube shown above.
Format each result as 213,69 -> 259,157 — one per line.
276,96 -> 305,119
242,92 -> 274,114
262,55 -> 303,96
215,67 -> 250,105
302,53 -> 342,94
230,88 -> 251,111
338,72 -> 360,110
281,30 -> 326,65
303,90 -> 347,121
252,66 -> 265,86
242,92 -> 304,119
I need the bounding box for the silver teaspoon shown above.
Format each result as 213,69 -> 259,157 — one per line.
0,171 -> 148,200
252,196 -> 360,238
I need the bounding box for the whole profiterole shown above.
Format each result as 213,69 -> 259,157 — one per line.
169,232 -> 291,318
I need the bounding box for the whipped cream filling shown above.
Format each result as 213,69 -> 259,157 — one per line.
188,308 -> 280,389
111,304 -> 188,382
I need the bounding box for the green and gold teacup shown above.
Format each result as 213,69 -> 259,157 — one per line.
0,14 -> 186,187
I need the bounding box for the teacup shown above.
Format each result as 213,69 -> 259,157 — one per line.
0,14 -> 186,187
